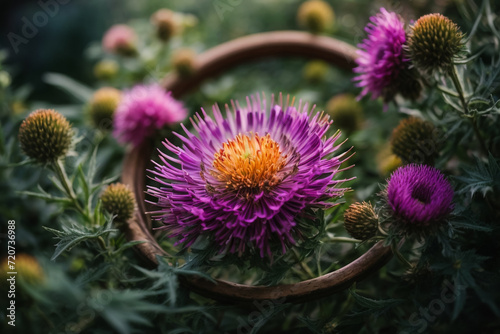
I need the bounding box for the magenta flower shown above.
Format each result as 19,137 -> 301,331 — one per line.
102,24 -> 137,55
147,94 -> 351,258
113,84 -> 187,146
353,8 -> 407,101
387,164 -> 454,226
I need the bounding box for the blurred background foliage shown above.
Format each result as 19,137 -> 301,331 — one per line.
1,0 -> 500,333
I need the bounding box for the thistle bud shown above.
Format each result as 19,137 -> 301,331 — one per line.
384,66 -> 423,103
376,144 -> 402,176
151,9 -> 179,42
88,87 -> 121,130
101,183 -> 135,223
326,93 -> 363,134
297,0 -> 335,34
391,117 -> 439,166
11,101 -> 27,115
93,60 -> 119,81
303,60 -> 329,83
344,202 -> 379,240
171,48 -> 197,76
19,109 -> 72,164
408,14 -> 464,73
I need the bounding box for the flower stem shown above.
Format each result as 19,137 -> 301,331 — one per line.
292,249 -> 316,279
448,65 -> 467,112
448,66 -> 489,155
378,224 -> 388,236
97,236 -> 107,251
51,160 -> 86,217
391,241 -> 412,268
325,237 -> 361,244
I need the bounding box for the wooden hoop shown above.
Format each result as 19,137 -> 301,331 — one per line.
122,31 -> 392,304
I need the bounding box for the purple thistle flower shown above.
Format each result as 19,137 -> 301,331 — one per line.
353,8 -> 407,102
147,94 -> 351,258
113,84 -> 187,146
387,164 -> 454,226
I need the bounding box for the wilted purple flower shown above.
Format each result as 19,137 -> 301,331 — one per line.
387,164 -> 454,226
113,84 -> 187,146
148,94 -> 351,258
353,8 -> 407,102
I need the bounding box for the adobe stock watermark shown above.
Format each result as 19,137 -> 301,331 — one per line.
227,297 -> 287,334
399,279 -> 467,334
213,0 -> 243,21
7,0 -> 71,54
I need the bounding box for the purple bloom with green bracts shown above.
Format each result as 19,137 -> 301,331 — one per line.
353,8 -> 407,101
387,164 -> 454,226
147,94 -> 352,258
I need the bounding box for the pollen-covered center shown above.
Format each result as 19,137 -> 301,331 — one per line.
211,133 -> 287,193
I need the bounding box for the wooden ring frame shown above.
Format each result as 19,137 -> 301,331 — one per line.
121,31 -> 392,304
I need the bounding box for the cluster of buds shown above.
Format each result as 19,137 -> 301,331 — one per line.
353,8 -> 464,106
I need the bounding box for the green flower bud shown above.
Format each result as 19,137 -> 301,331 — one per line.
101,183 -> 135,223
344,202 -> 379,240
384,66 -> 423,102
408,13 -> 464,73
376,144 -> 402,176
171,48 -> 197,77
0,71 -> 11,89
151,9 -> 179,42
326,93 -> 363,134
19,109 -> 72,164
297,0 -> 335,34
88,87 -> 121,130
93,60 -> 119,81
303,60 -> 329,83
391,117 -> 439,166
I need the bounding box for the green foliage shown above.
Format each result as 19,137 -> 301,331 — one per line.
455,153 -> 500,198
43,218 -> 117,260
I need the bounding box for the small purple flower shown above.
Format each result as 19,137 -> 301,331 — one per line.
147,94 -> 351,258
353,8 -> 407,102
113,84 -> 187,146
387,164 -> 454,226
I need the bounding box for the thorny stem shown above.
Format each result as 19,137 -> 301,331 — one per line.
448,66 -> 489,155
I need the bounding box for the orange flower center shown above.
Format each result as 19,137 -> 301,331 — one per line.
211,133 -> 286,193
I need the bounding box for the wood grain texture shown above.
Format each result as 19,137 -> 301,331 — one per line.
121,31 -> 392,303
